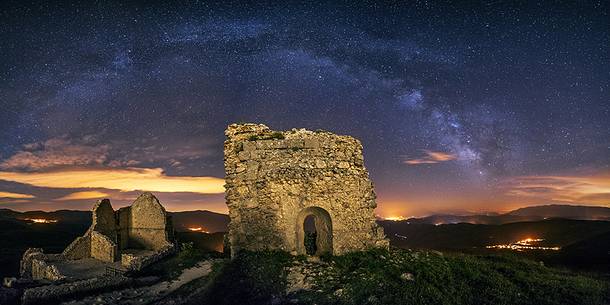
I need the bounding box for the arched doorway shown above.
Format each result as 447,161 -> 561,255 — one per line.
296,207 -> 332,255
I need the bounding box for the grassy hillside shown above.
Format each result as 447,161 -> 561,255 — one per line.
184,248 -> 610,305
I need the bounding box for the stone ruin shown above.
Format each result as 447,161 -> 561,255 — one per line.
224,123 -> 389,257
20,192 -> 175,282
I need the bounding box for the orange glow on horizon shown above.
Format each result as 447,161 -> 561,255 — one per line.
0,191 -> 35,199
384,216 -> 408,221
24,218 -> 58,224
0,167 -> 225,194
486,237 -> 560,251
503,174 -> 610,205
56,191 -> 109,201
187,227 -> 209,233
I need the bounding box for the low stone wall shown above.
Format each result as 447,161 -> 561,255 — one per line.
21,275 -> 132,305
31,255 -> 65,282
20,248 -> 45,279
124,244 -> 175,272
63,234 -> 91,260
91,231 -> 117,263
20,249 -> 66,282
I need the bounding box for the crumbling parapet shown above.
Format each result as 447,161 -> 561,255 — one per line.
20,249 -> 66,281
224,123 -> 389,257
20,248 -> 45,279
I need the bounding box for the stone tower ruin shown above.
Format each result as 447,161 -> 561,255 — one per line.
224,123 -> 388,257
20,193 -> 175,281
62,192 -> 174,264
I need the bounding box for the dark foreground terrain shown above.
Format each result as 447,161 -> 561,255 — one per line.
1,208 -> 609,305
150,247 -> 609,305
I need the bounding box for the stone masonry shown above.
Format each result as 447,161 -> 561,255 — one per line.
21,193 -> 175,281
63,192 -> 174,263
224,123 -> 389,257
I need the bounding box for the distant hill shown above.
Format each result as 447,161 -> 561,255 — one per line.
0,209 -> 228,278
394,204 -> 610,225
402,214 -> 537,225
170,210 -> 230,233
380,218 -> 610,251
0,208 -> 91,224
507,204 -> 610,220
0,208 -> 229,233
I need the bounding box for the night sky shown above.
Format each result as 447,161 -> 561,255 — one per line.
0,1 -> 608,217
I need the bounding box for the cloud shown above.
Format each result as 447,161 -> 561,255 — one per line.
0,167 -> 224,194
0,137 -> 110,171
404,150 -> 457,165
503,174 -> 610,205
0,191 -> 35,199
56,191 -> 109,201
1,136 -> 216,172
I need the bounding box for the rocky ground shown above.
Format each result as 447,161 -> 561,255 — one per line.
61,260 -> 217,305
190,249 -> 610,305
4,248 -> 609,305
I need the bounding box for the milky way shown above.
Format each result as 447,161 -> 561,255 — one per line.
0,1 -> 608,215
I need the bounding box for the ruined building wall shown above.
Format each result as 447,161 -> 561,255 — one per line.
61,193 -> 173,263
127,193 -> 172,250
62,234 -> 91,260
224,123 -> 388,256
117,207 -> 131,249
89,199 -> 118,262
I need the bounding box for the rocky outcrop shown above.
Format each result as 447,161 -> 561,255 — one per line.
224,123 -> 389,257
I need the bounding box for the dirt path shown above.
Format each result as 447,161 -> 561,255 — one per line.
61,260 -> 215,305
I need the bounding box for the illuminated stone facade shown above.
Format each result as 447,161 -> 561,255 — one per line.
63,193 -> 174,263
21,193 -> 175,281
224,123 -> 389,257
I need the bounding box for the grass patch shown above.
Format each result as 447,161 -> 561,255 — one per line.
298,249 -> 609,305
192,248 -> 609,305
196,250 -> 294,305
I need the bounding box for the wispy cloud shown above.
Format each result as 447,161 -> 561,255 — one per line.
0,191 -> 35,199
503,174 -> 610,205
404,150 -> 457,165
0,167 -> 224,194
55,191 -> 109,201
0,137 -> 110,171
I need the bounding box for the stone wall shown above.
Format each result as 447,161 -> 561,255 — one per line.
30,257 -> 64,281
20,248 -> 45,279
91,231 -> 117,263
21,250 -> 66,281
34,192 -> 174,280
117,207 -> 131,249
127,193 -> 172,250
62,235 -> 91,260
91,199 -> 117,241
224,123 -> 389,257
